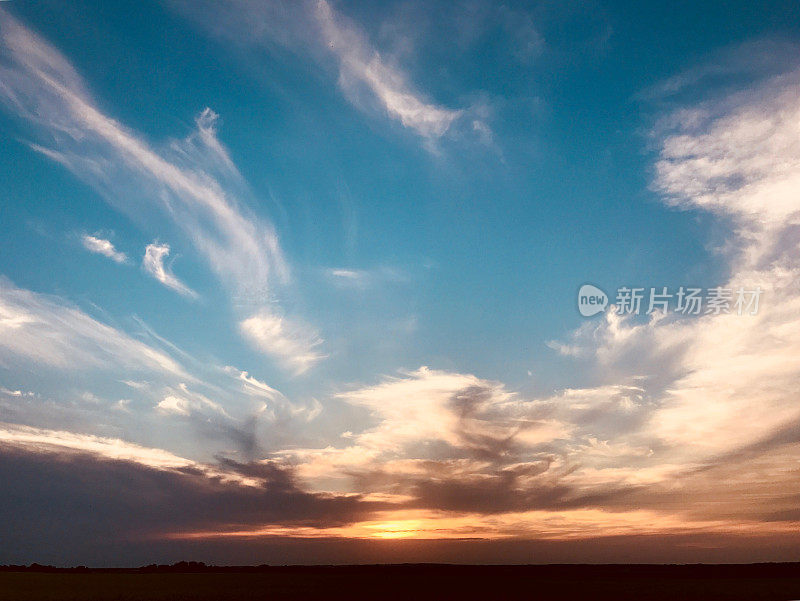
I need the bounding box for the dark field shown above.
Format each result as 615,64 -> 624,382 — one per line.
1,564 -> 800,600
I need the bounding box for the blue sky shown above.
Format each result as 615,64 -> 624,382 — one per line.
2,0 -> 800,564
0,0 -> 738,394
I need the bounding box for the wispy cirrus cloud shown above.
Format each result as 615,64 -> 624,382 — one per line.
327,268 -> 366,282
324,266 -> 409,289
0,277 -> 324,463
637,39 -> 800,102
312,0 -> 461,140
80,234 -> 128,264
171,0 -> 482,146
0,9 -> 323,373
142,242 -> 198,299
0,278 -> 185,376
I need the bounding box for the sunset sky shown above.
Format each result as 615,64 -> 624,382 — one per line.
2,0 -> 800,566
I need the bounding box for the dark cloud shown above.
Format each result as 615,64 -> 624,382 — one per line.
3,438 -> 800,566
347,455 -> 638,515
688,418 -> 800,475
0,443 -> 385,564
448,386 -> 521,462
408,466 -> 636,514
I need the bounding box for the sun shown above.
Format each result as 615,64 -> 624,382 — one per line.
363,521 -> 424,539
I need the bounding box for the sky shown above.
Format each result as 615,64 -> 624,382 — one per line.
1,0 -> 800,566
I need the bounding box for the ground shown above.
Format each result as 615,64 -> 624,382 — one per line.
1,564 -> 800,600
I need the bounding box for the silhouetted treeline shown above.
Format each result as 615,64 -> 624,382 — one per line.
2,561 -> 800,576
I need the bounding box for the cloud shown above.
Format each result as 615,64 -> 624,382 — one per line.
222,365 -> 284,403
633,70 -> 800,457
0,278 -> 303,462
275,367 -> 580,507
0,426 -> 384,562
0,278 -> 312,464
80,234 -> 127,264
171,0 -> 482,145
312,0 -> 461,140
0,387 -> 34,398
266,361 -> 799,529
0,422 -> 192,470
0,12 -> 283,297
333,367 -> 538,455
324,266 -> 409,290
638,39 -> 800,102
142,242 -> 198,299
327,268 -> 366,281
156,383 -> 230,419
0,9 -> 322,372
239,312 -> 326,375
0,278 -> 185,376
537,59 -> 800,518
6,422 -> 795,565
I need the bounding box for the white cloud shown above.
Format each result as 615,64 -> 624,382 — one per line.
0,278 -> 185,376
328,268 -> 364,280
239,312 -> 325,375
324,266 -> 410,289
222,365 -> 284,402
156,396 -> 195,416
335,367 -> 512,452
0,387 -> 34,398
312,0 -> 461,140
0,16 -> 285,299
80,234 -> 127,264
156,383 -> 230,419
0,422 -> 192,469
325,267 -> 369,290
638,70 -> 800,456
277,366 -> 569,492
142,242 -> 198,299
